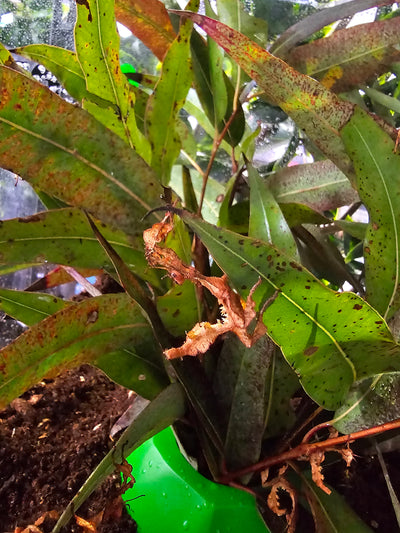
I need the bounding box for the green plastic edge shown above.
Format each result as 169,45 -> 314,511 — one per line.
122,426 -> 269,532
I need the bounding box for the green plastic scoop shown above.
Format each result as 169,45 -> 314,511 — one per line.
122,426 -> 269,532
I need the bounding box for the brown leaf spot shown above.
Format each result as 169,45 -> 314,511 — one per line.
304,345 -> 319,356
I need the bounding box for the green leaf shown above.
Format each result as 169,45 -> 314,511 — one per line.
190,31 -> 245,147
248,160 -> 298,259
177,210 -> 400,410
0,293 -> 165,408
178,12 -> 355,179
333,373 -> 400,434
214,334 -> 274,470
170,165 -> 224,224
145,9 -> 195,184
86,214 -> 172,347
0,208 -> 162,288
0,288 -> 70,326
299,470 -> 374,533
205,0 -> 227,127
115,0 -> 176,61
0,67 -> 161,239
157,281 -> 200,337
75,0 -> 149,159
341,107 -> 400,320
94,345 -> 169,400
288,17 -> 400,93
52,382 -> 186,533
13,44 -> 92,103
216,0 -> 268,47
264,349 -> 299,439
268,160 -> 359,213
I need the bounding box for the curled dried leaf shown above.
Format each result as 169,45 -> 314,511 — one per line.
143,213 -> 273,359
267,476 -> 297,533
340,446 -> 354,468
309,450 -> 331,495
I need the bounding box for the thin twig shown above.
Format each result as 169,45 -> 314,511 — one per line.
197,109 -> 239,215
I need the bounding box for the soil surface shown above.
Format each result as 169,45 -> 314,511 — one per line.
0,364 -> 138,532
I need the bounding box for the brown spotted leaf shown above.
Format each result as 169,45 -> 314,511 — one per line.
115,0 -> 176,60
0,67 -> 161,240
174,209 -> 400,410
0,294 -> 167,408
288,17 -> 400,93
173,11 -> 355,178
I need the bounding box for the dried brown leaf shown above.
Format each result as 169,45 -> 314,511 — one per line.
267,476 -> 297,533
143,213 -> 269,358
310,450 -> 331,495
75,515 -> 97,532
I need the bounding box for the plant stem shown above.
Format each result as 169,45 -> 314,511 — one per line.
219,417 -> 400,484
197,109 -> 239,216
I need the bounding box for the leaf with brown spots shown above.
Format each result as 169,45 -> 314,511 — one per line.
75,0 -> 150,159
0,294 -> 167,408
170,11 -> 355,179
0,68 -> 161,239
342,107 -> 400,320
173,209 -> 400,410
145,3 -> 196,184
287,17 -> 400,93
115,0 -> 176,60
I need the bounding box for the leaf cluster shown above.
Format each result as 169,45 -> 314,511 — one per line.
1,0 -> 400,530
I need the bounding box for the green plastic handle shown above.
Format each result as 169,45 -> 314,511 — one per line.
122,427 -> 270,532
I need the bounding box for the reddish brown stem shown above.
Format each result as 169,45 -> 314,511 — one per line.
197,109 -> 239,216
218,418 -> 400,484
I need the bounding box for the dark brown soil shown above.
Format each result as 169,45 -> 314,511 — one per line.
0,364 -> 138,533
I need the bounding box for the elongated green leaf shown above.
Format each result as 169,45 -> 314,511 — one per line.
0,285 -> 168,398
299,470 -> 374,533
75,0 -> 149,159
0,67 -> 161,239
333,373 -> 400,434
216,0 -> 268,47
0,43 -> 27,74
268,160 -> 359,212
264,349 -> 299,439
176,210 -> 400,410
86,214 -> 172,347
288,17 -> 400,93
0,288 -> 70,326
115,0 -> 176,60
0,293 -> 165,408
12,44 -> 115,109
205,0 -> 227,126
145,8 -> 195,184
52,382 -> 186,533
214,334 -> 274,470
176,11 -> 355,179
0,208 -> 162,288
94,345 -> 169,399
170,165 -> 224,225
190,31 -> 245,147
248,161 -> 298,259
341,107 -> 400,320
